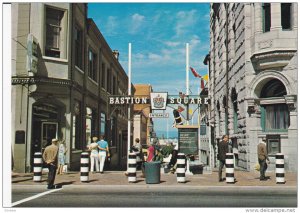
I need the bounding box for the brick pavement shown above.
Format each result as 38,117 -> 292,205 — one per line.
11,170 -> 297,187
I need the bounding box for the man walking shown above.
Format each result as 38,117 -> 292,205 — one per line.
97,135 -> 110,173
257,138 -> 270,181
218,135 -> 229,182
42,138 -> 59,189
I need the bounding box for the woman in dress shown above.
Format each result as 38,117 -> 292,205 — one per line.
57,140 -> 67,175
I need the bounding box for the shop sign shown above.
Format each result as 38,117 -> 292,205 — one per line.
149,112 -> 169,118
26,34 -> 38,74
108,93 -> 209,107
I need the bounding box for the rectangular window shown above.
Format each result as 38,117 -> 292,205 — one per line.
88,50 -> 97,81
86,107 -> 92,145
111,117 -> 116,147
106,68 -> 110,93
72,101 -> 82,150
262,104 -> 290,131
101,63 -> 106,89
45,7 -> 64,58
75,27 -> 83,69
200,124 -> 206,135
262,3 -> 271,32
281,3 -> 292,30
100,112 -> 106,135
266,135 -> 281,156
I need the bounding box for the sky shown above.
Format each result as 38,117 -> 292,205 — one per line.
88,3 -> 210,137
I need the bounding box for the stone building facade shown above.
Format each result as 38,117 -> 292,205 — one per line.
11,3 -> 131,172
209,3 -> 297,171
133,84 -> 153,146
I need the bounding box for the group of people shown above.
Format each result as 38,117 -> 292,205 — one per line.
42,134 -> 269,189
218,134 -> 270,182
88,135 -> 110,173
42,135 -> 109,189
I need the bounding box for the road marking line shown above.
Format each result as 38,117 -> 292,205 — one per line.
11,188 -> 63,207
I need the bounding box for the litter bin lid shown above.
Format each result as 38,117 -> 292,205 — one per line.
145,161 -> 161,164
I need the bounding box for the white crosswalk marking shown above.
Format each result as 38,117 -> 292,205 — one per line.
11,188 -> 63,207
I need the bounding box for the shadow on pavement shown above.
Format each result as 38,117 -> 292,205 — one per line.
12,178 -> 47,183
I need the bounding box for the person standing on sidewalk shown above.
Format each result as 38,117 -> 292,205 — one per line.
97,135 -> 110,173
42,138 -> 59,189
57,139 -> 67,175
257,138 -> 270,181
88,136 -> 99,173
133,138 -> 142,169
218,135 -> 229,182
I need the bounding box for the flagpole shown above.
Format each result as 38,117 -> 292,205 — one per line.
186,43 -> 189,125
127,43 -> 132,171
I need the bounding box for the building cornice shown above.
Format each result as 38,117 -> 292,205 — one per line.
251,50 -> 297,70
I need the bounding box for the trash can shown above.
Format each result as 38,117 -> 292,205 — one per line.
144,161 -> 161,184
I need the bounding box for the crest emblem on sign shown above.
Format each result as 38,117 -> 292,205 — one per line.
153,94 -> 164,108
150,92 -> 168,110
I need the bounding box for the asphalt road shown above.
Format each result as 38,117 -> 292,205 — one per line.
11,185 -> 297,208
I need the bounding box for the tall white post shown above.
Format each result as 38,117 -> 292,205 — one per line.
198,87 -> 201,162
186,43 -> 189,125
127,43 -> 132,170
166,112 -> 169,140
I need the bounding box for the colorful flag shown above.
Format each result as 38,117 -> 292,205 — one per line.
190,67 -> 201,78
201,79 -> 205,89
202,74 -> 209,82
178,106 -> 185,112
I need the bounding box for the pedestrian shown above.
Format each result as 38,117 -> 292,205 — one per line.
57,139 -> 67,175
97,135 -> 110,173
139,141 -> 156,178
133,138 -> 142,169
146,141 -> 156,162
42,138 -> 59,189
218,135 -> 229,182
125,138 -> 142,176
257,138 -> 270,181
168,143 -> 178,174
88,136 -> 99,173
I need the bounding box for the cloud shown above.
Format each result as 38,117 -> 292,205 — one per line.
130,13 -> 145,34
105,16 -> 118,35
174,10 -> 198,37
165,41 -> 181,47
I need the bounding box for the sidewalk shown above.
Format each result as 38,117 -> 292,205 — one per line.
12,170 -> 297,187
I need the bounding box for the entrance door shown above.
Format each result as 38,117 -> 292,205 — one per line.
41,122 -> 58,151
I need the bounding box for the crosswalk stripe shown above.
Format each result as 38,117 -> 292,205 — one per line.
11,188 -> 63,207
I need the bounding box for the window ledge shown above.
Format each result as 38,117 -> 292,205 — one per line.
43,56 -> 68,63
75,66 -> 84,74
88,77 -> 98,85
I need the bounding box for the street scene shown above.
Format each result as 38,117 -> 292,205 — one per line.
4,2 -> 298,210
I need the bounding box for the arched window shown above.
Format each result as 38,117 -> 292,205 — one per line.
260,79 -> 289,131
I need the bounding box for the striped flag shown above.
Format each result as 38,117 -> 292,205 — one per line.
190,67 -> 201,78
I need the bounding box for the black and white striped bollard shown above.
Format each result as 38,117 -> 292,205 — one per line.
226,153 -> 235,183
276,153 -> 285,184
33,152 -> 43,182
80,152 -> 89,182
128,153 -> 137,182
176,153 -> 186,183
